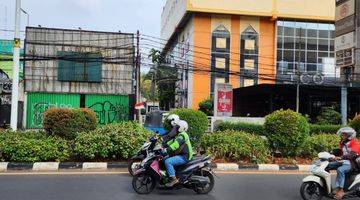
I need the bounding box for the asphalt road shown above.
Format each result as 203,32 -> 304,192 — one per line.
0,172 -> 344,200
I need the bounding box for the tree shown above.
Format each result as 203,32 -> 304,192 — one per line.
147,49 -> 178,111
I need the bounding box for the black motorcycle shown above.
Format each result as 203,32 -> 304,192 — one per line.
132,138 -> 215,194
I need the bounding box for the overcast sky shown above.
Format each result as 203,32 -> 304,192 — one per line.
0,0 -> 166,40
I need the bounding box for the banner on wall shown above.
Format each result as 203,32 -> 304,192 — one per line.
214,83 -> 233,117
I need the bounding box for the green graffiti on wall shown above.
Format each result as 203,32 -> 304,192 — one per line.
85,94 -> 129,125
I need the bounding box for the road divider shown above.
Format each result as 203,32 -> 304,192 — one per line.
0,162 -> 312,172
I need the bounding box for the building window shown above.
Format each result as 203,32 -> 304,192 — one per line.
57,51 -> 102,82
211,25 -> 230,95
240,26 -> 259,87
276,20 -> 335,84
244,78 -> 255,87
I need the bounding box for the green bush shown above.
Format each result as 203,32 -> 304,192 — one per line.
0,131 -> 70,162
167,109 -> 209,144
216,121 -> 265,135
198,99 -> 213,116
316,107 -> 342,125
74,122 -> 151,160
201,130 -> 269,163
301,134 -> 340,157
309,124 -> 341,135
43,108 -> 97,140
349,114 -> 360,134
74,132 -> 113,160
264,109 -> 310,157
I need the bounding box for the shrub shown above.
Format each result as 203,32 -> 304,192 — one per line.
43,108 -> 97,140
309,124 -> 342,135
264,109 -> 310,157
198,99 -> 213,116
216,121 -> 265,135
104,122 -> 151,160
349,114 -> 360,134
167,109 -> 208,144
74,132 -> 113,160
301,134 -> 340,158
316,107 -> 342,125
201,131 -> 269,163
0,131 -> 70,162
74,121 -> 151,160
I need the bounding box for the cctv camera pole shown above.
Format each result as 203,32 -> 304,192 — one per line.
10,0 -> 21,131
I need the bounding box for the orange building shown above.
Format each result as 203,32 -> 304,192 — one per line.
161,0 -> 336,109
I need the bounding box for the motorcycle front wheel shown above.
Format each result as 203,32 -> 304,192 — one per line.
128,159 -> 141,176
193,170 -> 215,194
300,182 -> 324,200
132,172 -> 156,194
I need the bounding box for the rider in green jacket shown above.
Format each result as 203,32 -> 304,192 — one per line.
163,120 -> 193,187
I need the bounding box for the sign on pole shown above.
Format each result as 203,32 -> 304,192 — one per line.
214,83 -> 233,117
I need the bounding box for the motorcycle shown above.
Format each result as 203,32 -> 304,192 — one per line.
300,152 -> 360,200
132,138 -> 215,194
128,110 -> 166,176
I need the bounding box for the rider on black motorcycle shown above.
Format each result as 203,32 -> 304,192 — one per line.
162,120 -> 193,187
328,127 -> 360,199
162,114 -> 180,143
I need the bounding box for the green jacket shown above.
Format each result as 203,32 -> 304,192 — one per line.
166,131 -> 193,161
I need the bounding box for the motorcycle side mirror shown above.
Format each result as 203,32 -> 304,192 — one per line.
331,148 -> 342,157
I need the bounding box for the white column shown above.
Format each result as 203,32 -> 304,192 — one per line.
10,0 -> 21,130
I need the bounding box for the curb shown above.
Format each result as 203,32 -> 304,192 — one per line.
0,162 -> 311,172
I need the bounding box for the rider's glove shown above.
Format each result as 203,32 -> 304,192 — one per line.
161,148 -> 168,156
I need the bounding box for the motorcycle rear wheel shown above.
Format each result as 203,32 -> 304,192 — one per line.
300,182 -> 324,200
193,170 -> 215,194
132,173 -> 156,194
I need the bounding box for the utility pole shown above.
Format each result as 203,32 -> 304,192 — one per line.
341,68 -> 351,125
136,30 -> 142,125
296,28 -> 302,113
10,0 -> 21,130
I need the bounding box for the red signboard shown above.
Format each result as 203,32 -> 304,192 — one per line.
214,83 -> 233,117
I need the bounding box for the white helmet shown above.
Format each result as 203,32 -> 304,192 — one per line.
177,120 -> 188,132
337,127 -> 357,140
167,114 -> 180,127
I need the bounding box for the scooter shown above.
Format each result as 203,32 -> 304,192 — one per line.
128,111 -> 167,176
300,152 -> 360,200
132,138 -> 215,194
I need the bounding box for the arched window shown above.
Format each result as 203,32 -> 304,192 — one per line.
240,26 -> 258,87
211,25 -> 230,94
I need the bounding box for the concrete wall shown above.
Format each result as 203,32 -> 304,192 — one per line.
25,27 -> 134,95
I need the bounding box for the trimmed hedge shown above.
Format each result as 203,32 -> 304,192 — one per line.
167,109 -> 209,145
265,109 -> 310,157
74,122 -> 151,160
216,121 -> 265,135
309,124 -> 341,135
43,108 -> 97,140
201,131 -> 269,163
301,134 -> 339,157
0,131 -> 70,162
198,99 -> 213,116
